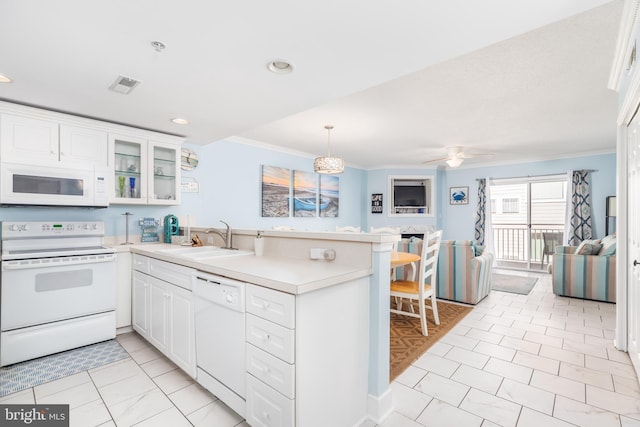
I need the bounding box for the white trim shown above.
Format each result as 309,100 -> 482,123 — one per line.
366,388 -> 394,425
366,149 -> 617,172
225,135 -> 365,170
609,0 -> 640,91
616,124 -> 628,351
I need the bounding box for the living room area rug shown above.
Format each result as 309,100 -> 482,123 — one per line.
390,300 -> 472,381
491,273 -> 539,295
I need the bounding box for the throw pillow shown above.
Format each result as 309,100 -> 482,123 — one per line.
471,241 -> 485,256
576,241 -> 603,255
599,237 -> 617,256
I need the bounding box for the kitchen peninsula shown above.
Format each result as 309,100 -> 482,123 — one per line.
117,229 -> 398,427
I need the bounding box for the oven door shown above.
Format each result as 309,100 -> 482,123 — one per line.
0,162 -> 109,207
1,253 -> 116,331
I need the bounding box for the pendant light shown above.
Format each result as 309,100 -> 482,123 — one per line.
314,125 -> 345,174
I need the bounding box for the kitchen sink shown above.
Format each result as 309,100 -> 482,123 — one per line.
159,246 -> 252,260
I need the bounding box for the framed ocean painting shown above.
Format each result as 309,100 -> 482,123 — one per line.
261,165 -> 290,217
293,170 -> 318,217
320,175 -> 339,217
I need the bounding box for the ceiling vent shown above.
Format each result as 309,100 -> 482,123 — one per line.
108,75 -> 141,94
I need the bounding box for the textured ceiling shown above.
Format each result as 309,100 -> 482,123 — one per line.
0,0 -> 621,169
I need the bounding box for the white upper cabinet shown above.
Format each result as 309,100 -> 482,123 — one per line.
0,101 -> 183,206
109,134 -> 181,205
0,113 -> 108,168
59,124 -> 108,166
1,114 -> 60,164
149,141 -> 181,205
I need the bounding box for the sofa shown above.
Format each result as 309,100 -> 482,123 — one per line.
436,240 -> 494,305
395,238 -> 493,304
551,234 -> 616,303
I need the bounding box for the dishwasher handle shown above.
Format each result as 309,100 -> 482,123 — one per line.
192,273 -> 246,312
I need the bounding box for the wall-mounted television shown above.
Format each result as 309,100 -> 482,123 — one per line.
393,185 -> 426,207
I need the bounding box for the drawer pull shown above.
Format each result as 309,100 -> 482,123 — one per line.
262,301 -> 271,309
262,412 -> 271,421
263,333 -> 271,341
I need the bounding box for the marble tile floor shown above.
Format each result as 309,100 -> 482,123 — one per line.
1,269 -> 637,426
0,332 -> 248,427
370,269 -> 640,427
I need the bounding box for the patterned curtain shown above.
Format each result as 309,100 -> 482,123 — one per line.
475,179 -> 486,244
565,170 -> 593,245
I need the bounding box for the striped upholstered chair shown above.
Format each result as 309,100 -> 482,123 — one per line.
435,240 -> 494,305
551,235 -> 616,302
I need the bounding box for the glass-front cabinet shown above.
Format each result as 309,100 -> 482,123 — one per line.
109,134 -> 181,205
149,141 -> 180,205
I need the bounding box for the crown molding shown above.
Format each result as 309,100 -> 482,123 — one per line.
609,0 -> 640,91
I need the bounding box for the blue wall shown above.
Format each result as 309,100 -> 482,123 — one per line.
0,139 -> 368,237
0,141 -> 615,240
440,153 -> 616,240
365,168 -> 442,232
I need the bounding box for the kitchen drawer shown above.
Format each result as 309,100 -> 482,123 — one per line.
246,373 -> 294,427
132,254 -> 150,274
246,314 -> 295,364
247,343 -> 295,399
246,284 -> 295,329
149,258 -> 194,290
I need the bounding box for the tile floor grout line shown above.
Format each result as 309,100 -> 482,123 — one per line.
118,338 -> 198,427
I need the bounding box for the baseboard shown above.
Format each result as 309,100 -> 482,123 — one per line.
116,326 -> 133,335
367,387 -> 394,424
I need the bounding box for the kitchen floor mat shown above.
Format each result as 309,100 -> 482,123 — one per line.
0,339 -> 129,397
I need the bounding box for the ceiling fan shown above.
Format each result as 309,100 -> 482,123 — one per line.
422,146 -> 493,168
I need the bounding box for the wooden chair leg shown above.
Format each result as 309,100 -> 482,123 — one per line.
431,294 -> 440,325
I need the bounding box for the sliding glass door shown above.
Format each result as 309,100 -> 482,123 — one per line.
491,176 -> 567,271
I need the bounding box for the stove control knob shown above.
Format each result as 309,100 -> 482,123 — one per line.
8,224 -> 19,231
82,224 -> 90,230
91,224 -> 98,230
20,224 -> 29,231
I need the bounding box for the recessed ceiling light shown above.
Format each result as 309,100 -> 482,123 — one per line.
267,60 -> 294,74
0,74 -> 13,83
151,41 -> 166,52
171,118 -> 189,125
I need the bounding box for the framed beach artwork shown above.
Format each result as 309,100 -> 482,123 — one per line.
319,175 -> 339,217
449,186 -> 469,205
261,165 -> 290,217
293,170 -> 318,217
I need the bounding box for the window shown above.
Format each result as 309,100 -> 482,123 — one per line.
502,198 -> 519,213
388,175 -> 434,216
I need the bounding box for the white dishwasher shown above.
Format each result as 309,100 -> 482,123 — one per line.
192,271 -> 247,418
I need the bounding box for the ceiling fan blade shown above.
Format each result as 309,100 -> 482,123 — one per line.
461,152 -> 494,159
422,156 -> 450,164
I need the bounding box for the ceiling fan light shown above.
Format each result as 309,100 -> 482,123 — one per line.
446,156 -> 464,168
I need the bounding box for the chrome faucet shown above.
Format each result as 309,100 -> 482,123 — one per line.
205,220 -> 234,249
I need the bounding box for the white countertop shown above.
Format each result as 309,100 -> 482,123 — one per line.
121,243 -> 371,295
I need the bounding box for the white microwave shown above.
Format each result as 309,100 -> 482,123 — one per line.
1,162 -> 110,207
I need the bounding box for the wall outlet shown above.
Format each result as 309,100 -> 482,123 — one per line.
207,236 -> 214,245
309,248 -> 336,261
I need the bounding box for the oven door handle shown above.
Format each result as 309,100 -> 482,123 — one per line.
2,253 -> 116,270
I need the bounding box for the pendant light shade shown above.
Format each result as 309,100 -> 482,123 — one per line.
314,125 -> 345,174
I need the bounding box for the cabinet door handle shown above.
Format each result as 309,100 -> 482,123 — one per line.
634,260 -> 639,267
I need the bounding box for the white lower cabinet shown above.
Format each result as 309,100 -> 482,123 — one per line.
245,278 -> 370,427
246,374 -> 294,427
132,255 -> 196,377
